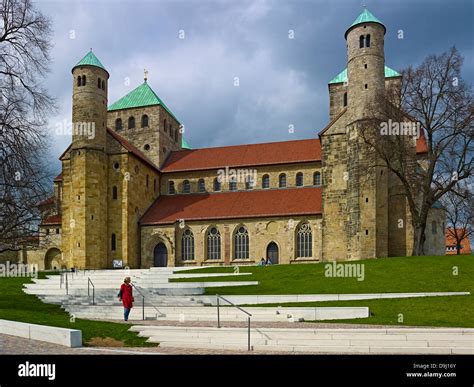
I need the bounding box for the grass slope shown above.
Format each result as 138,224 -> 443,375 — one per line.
0,273 -> 155,347
175,255 -> 474,328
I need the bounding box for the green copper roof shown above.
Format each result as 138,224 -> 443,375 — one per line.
181,137 -> 191,149
108,81 -> 180,123
345,8 -> 385,38
73,51 -> 107,73
328,65 -> 400,84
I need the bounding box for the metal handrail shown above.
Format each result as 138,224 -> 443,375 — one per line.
65,271 -> 68,295
131,284 -> 164,321
216,294 -> 252,351
87,277 -> 95,305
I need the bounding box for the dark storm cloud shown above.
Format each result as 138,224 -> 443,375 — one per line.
35,0 -> 473,170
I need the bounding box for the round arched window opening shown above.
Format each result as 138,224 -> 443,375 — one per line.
144,144 -> 151,151
113,162 -> 120,170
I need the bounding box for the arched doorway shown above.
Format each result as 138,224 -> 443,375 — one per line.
45,248 -> 62,270
266,242 -> 279,264
153,243 -> 168,267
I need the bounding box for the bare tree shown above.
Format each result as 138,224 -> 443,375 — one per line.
442,187 -> 473,255
0,0 -> 55,252
360,47 -> 474,255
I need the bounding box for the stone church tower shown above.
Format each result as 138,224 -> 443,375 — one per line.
321,9 -> 392,261
61,51 -> 109,268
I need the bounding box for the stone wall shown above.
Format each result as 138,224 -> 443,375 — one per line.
141,216 -> 322,267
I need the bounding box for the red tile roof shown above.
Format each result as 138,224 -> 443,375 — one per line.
141,187 -> 322,225
40,214 -> 62,226
161,139 -> 322,173
416,135 -> 428,154
37,196 -> 55,207
107,128 -> 159,172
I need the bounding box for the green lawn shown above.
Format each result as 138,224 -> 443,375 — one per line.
0,272 -> 155,347
174,255 -> 474,328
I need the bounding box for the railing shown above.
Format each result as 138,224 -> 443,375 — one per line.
60,271 -> 69,295
216,294 -> 252,351
87,277 -> 95,305
131,284 -> 165,321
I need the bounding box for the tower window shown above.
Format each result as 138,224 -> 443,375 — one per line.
296,172 -> 304,187
366,34 -> 371,47
168,181 -> 175,194
128,116 -> 135,129
97,77 -> 101,88
182,180 -> 190,194
77,76 -> 82,87
141,114 -> 149,128
111,234 -> 116,251
198,179 -> 206,193
113,162 -> 120,170
81,75 -> 86,86
359,35 -> 364,48
101,80 -> 105,90
365,230 -> 369,235
174,129 -> 179,142
154,178 -> 157,193
313,172 -> 321,187
112,186 -> 118,200
144,144 -> 150,151
343,92 -> 348,107
229,178 -> 237,191
146,174 -> 149,188
365,84 -> 368,89
364,64 -> 367,69
115,118 -> 122,131
164,119 -> 167,132
213,178 -> 221,192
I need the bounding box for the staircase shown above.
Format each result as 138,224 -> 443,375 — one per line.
129,326 -> 474,354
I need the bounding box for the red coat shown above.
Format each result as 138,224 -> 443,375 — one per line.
119,283 -> 134,309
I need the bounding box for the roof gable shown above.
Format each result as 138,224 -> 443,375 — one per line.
108,81 -> 180,123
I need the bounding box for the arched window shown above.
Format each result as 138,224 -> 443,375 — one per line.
77,76 -> 82,87
432,221 -> 437,235
198,179 -> 206,193
163,119 -> 167,132
141,114 -> 149,128
128,116 -> 135,129
296,172 -> 304,187
245,175 -> 254,190
296,222 -> 312,258
170,127 -> 174,139
154,178 -> 157,193
101,80 -> 105,90
181,228 -> 194,261
146,174 -> 149,188
182,180 -> 190,193
207,227 -> 221,260
111,234 -> 116,251
97,77 -> 101,88
115,118 -> 122,131
81,75 -> 86,86
279,173 -> 286,188
366,34 -> 371,47
313,172 -> 321,186
174,128 -> 179,142
359,35 -> 364,48
229,177 -> 237,191
213,178 -> 221,192
234,226 -> 249,259
343,92 -> 348,107
168,181 -> 175,194
112,186 -> 118,200
262,174 -> 270,189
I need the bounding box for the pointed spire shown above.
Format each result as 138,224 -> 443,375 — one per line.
72,50 -> 108,75
345,8 -> 386,39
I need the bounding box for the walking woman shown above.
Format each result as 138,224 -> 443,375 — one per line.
118,277 -> 134,321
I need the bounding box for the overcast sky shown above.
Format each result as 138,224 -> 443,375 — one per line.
35,0 -> 474,172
